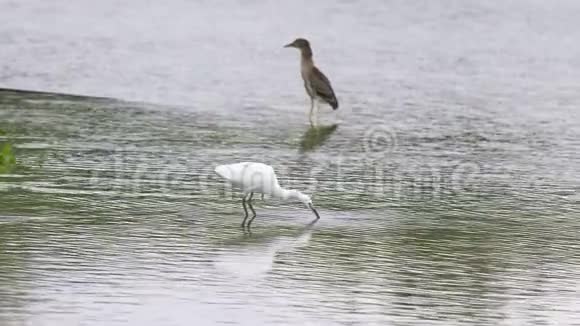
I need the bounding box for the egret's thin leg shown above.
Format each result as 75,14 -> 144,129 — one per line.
247,192 -> 258,227
241,193 -> 249,227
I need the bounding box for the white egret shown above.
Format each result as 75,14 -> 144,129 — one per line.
214,162 -> 320,227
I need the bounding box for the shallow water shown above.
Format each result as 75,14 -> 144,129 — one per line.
1,0 -> 580,325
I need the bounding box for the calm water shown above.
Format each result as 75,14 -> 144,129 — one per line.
1,1 -> 580,325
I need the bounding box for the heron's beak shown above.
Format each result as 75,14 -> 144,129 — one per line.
283,42 -> 294,48
308,203 -> 320,220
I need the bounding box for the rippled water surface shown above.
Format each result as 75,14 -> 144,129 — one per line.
1,1 -> 580,325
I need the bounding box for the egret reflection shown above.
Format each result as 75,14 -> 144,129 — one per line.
213,221 -> 318,279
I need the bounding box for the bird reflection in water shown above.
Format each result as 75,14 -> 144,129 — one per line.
213,220 -> 318,280
300,124 -> 338,152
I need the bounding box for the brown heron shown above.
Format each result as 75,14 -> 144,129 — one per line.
284,38 -> 338,125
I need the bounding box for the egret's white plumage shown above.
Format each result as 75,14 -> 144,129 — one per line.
214,162 -> 320,227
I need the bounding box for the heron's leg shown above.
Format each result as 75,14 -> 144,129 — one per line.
241,193 -> 249,227
309,98 -> 315,126
247,192 -> 258,227
314,100 -> 320,126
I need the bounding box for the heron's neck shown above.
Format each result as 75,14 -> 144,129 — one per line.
300,48 -> 313,64
300,54 -> 314,77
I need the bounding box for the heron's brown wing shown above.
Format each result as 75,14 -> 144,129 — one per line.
311,67 -> 338,109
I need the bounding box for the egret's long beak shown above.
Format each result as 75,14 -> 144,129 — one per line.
283,42 -> 294,48
308,203 -> 320,220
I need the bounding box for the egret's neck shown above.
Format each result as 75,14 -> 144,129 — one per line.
273,187 -> 296,201
272,187 -> 310,207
